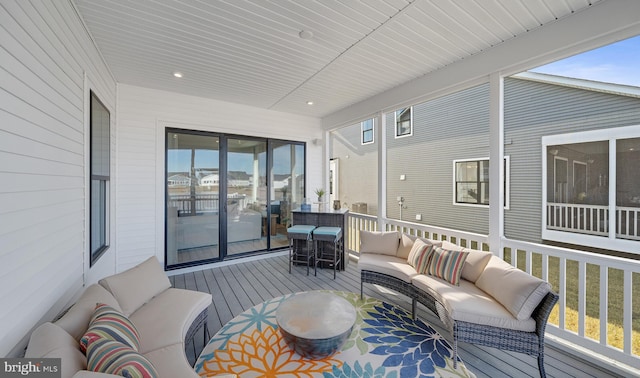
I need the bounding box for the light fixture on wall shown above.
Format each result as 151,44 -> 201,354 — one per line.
173,71 -> 183,78
549,149 -> 559,156
306,100 -> 314,105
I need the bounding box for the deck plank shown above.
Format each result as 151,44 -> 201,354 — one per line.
172,253 -> 622,377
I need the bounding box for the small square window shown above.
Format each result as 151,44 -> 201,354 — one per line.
395,107 -> 412,138
361,118 -> 374,145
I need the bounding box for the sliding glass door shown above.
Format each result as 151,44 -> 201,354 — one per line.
165,129 -> 305,269
226,138 -> 267,255
270,141 -> 305,248
166,131 -> 220,267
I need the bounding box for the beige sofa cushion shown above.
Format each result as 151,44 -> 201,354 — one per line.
460,248 -> 493,283
55,284 -> 123,341
129,288 -> 212,353
441,240 -> 464,251
358,253 -> 418,283
359,230 -> 399,256
25,322 -> 87,377
144,343 -> 200,378
476,256 -> 551,320
99,256 -> 171,316
411,275 -> 536,332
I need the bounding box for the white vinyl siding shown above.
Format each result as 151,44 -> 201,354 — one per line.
0,0 -> 116,356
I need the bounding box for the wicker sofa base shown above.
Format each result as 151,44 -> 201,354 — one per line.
361,269 -> 558,378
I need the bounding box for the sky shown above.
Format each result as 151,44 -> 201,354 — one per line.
531,35 -> 640,87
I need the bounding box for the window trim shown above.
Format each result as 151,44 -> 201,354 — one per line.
89,90 -> 110,266
452,156 -> 510,209
361,118 -> 374,145
394,107 -> 413,138
541,124 -> 640,254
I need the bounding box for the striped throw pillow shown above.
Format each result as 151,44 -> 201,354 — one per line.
426,247 -> 469,286
80,303 -> 140,353
86,338 -> 158,378
406,239 -> 434,274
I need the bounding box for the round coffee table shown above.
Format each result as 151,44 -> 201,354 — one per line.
275,291 -> 356,358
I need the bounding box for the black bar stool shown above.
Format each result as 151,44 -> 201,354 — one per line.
312,226 -> 343,279
287,225 -> 316,275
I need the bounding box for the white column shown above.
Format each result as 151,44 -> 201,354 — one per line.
378,111 -> 387,231
488,72 -> 505,255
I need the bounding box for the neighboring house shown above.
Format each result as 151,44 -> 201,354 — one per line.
167,173 -> 191,187
273,174 -> 291,190
335,73 -> 640,255
200,173 -> 219,186
228,171 -> 252,187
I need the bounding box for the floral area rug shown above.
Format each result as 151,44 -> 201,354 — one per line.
196,290 -> 475,378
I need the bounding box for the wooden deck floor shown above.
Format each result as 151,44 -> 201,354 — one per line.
170,252 -> 622,378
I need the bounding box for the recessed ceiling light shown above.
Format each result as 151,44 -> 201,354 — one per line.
173,72 -> 183,78
306,101 -> 314,105
299,30 -> 313,40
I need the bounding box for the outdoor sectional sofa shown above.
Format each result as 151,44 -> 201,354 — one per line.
358,230 -> 559,378
24,257 -> 212,378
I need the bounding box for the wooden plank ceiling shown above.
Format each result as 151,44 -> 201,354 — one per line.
73,0 -> 599,118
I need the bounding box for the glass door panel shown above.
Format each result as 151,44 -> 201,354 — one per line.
226,138 -> 267,255
271,141 -> 305,248
166,131 -> 220,268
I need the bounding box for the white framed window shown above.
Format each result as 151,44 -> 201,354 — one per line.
90,91 -> 110,266
395,107 -> 412,138
361,118 -> 374,145
542,124 -> 640,254
453,156 -> 510,208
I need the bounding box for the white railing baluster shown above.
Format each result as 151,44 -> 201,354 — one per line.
559,257 -> 567,330
579,261 -> 586,337
600,265 -> 608,346
624,270 -> 632,354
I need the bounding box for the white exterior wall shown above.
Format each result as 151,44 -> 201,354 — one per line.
0,0 -> 116,356
115,84 -> 322,271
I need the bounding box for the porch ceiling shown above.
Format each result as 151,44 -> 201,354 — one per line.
74,0 -> 604,118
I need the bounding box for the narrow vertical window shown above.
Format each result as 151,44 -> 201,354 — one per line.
90,91 -> 110,266
395,107 -> 412,137
361,118 -> 374,145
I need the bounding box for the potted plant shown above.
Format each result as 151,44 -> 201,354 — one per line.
314,188 -> 326,202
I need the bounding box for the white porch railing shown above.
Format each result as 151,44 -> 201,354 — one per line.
546,203 -> 640,240
546,202 -> 608,236
347,212 -> 640,371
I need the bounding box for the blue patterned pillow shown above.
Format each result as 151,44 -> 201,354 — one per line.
86,338 -> 158,378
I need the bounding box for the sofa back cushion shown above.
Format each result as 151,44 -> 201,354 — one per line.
99,256 -> 171,316
460,248 -> 493,283
476,256 -> 552,320
359,230 -> 399,256
55,284 -> 122,341
25,322 -> 86,377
